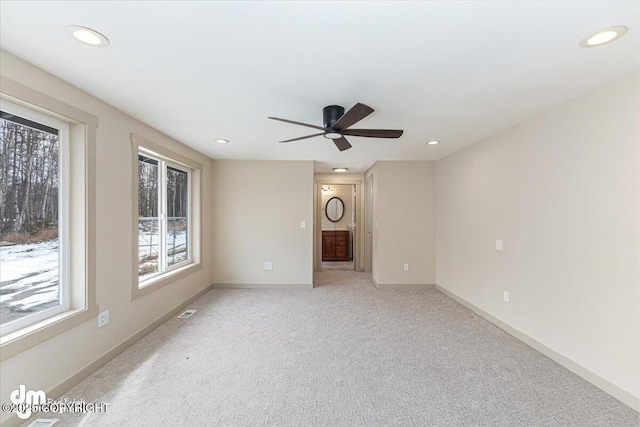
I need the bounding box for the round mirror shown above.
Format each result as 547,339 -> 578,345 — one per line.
325,197 -> 345,222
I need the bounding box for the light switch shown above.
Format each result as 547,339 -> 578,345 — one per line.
495,240 -> 503,251
300,220 -> 306,228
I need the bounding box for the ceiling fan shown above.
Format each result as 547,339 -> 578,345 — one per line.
268,103 -> 403,151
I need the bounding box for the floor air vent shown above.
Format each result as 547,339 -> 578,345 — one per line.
28,420 -> 58,427
178,309 -> 197,319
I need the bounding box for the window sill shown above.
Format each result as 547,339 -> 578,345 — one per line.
132,262 -> 202,300
0,304 -> 99,362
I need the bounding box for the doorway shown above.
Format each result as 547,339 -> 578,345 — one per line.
315,179 -> 363,272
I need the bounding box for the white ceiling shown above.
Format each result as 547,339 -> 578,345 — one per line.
1,1 -> 639,173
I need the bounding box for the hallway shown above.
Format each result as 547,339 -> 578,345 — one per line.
321,261 -> 354,271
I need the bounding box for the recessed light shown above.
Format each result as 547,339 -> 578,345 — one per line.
215,139 -> 229,144
579,26 -> 627,48
426,140 -> 440,145
333,168 -> 348,172
65,25 -> 110,47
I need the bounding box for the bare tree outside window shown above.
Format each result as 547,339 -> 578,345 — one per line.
138,155 -> 159,277
0,114 -> 61,325
166,166 -> 188,266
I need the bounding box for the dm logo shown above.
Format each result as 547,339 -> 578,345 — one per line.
10,384 -> 46,419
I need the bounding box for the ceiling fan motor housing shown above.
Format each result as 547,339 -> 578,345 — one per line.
323,105 -> 345,129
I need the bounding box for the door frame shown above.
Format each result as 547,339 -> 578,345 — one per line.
364,176 -> 373,273
314,178 -> 363,272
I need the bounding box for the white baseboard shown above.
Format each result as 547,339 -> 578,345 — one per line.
212,283 -> 313,290
1,284 -> 214,427
436,285 -> 640,412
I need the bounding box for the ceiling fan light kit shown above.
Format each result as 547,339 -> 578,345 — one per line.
269,103 -> 403,151
324,131 -> 342,140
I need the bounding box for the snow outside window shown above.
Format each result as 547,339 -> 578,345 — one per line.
138,150 -> 191,286
0,102 -> 70,335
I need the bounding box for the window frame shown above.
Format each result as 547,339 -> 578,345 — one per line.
137,149 -> 192,286
0,77 -> 98,362
131,134 -> 202,299
0,100 -> 71,336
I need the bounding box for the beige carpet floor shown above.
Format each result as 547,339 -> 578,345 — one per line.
40,271 -> 638,426
321,261 -> 354,271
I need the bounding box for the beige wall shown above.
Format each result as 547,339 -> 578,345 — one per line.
0,50 -> 214,425
211,160 -> 313,287
321,184 -> 352,230
436,71 -> 640,405
365,161 -> 436,286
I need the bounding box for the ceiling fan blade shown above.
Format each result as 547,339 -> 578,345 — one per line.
268,117 -> 324,131
333,136 -> 352,151
279,132 -> 324,143
342,129 -> 403,138
331,103 -> 374,131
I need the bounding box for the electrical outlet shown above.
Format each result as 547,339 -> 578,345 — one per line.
404,263 -> 409,271
300,220 -> 306,228
503,291 -> 509,303
97,310 -> 109,328
265,262 -> 273,270
496,240 -> 503,251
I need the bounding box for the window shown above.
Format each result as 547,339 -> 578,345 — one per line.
0,80 -> 97,360
132,134 -> 201,297
0,102 -> 70,335
138,151 -> 191,282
